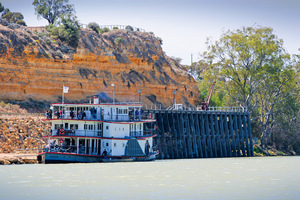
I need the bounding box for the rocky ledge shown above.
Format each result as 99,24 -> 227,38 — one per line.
0,153 -> 38,165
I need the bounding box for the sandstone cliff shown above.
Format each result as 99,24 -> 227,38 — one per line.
0,20 -> 200,110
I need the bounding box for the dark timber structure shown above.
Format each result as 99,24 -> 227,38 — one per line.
148,110 -> 253,159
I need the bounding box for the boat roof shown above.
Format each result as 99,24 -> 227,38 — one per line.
43,135 -> 156,140
43,119 -> 156,123
51,102 -> 142,107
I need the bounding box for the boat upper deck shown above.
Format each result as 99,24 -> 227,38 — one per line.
46,102 -> 155,123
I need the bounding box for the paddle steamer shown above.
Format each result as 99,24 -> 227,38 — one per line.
37,96 -> 158,163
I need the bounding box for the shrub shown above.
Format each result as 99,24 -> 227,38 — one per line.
125,25 -> 133,32
113,27 -> 119,30
100,27 -> 110,33
103,27 -> 110,32
88,22 -> 100,33
157,37 -> 163,45
114,37 -> 123,45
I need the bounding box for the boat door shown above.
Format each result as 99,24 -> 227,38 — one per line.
98,139 -> 101,155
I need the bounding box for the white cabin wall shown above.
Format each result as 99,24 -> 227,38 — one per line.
103,123 -> 130,138
103,123 -> 110,137
111,140 -> 126,156
103,106 -> 116,120
101,139 -> 112,155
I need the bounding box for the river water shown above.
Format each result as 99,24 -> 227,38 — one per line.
1,157 -> 299,200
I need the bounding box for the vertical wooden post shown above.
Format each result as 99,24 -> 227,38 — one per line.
213,113 -> 222,157
224,113 -> 232,157
209,113 -> 217,157
175,112 -> 184,158
237,113 -> 246,156
242,113 -> 251,156
157,111 -> 168,159
165,111 -> 174,159
190,112 -> 199,158
233,113 -> 241,157
200,112 -> 207,158
171,111 -> 179,159
179,111 -> 188,158
184,113 -> 192,158
229,114 -> 237,157
194,112 -> 203,158
219,113 -> 228,157
247,113 -> 254,156
204,112 -> 213,158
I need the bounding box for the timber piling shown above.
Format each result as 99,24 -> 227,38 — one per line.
148,110 -> 253,159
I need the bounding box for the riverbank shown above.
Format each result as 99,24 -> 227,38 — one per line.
253,144 -> 297,156
0,153 -> 38,165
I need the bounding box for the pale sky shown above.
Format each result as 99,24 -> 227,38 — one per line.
2,0 -> 300,65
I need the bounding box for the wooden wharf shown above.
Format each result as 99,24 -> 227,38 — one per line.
147,110 -> 253,159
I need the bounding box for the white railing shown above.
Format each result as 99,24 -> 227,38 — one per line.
196,107 -> 247,112
53,129 -> 102,137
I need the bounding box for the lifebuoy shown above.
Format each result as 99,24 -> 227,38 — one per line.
59,138 -> 64,143
59,128 -> 65,135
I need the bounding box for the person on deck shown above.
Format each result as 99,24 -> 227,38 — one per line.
55,111 -> 60,119
145,140 -> 150,156
102,149 -> 108,159
82,111 -> 86,119
70,110 -> 75,119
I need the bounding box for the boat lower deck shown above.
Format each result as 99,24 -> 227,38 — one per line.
38,151 -> 158,164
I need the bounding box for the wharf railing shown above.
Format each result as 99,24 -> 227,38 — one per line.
145,105 -> 248,113
196,107 -> 248,112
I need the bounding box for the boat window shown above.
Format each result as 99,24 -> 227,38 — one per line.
114,143 -> 117,147
116,108 -> 128,115
70,124 -> 78,130
84,124 -> 87,130
106,126 -> 109,130
55,124 -> 63,129
65,123 -> 68,129
89,124 -> 93,130
97,123 -> 102,130
106,143 -> 109,146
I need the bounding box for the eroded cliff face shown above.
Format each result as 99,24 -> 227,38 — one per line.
0,20 -> 200,109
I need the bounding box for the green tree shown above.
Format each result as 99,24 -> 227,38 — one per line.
1,8 -> 26,26
32,0 -> 74,24
0,3 -> 4,13
197,26 -> 298,148
46,13 -> 80,47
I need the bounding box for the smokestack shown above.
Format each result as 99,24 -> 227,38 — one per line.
94,95 -> 99,104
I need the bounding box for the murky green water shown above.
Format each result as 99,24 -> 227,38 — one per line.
1,157 -> 299,200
